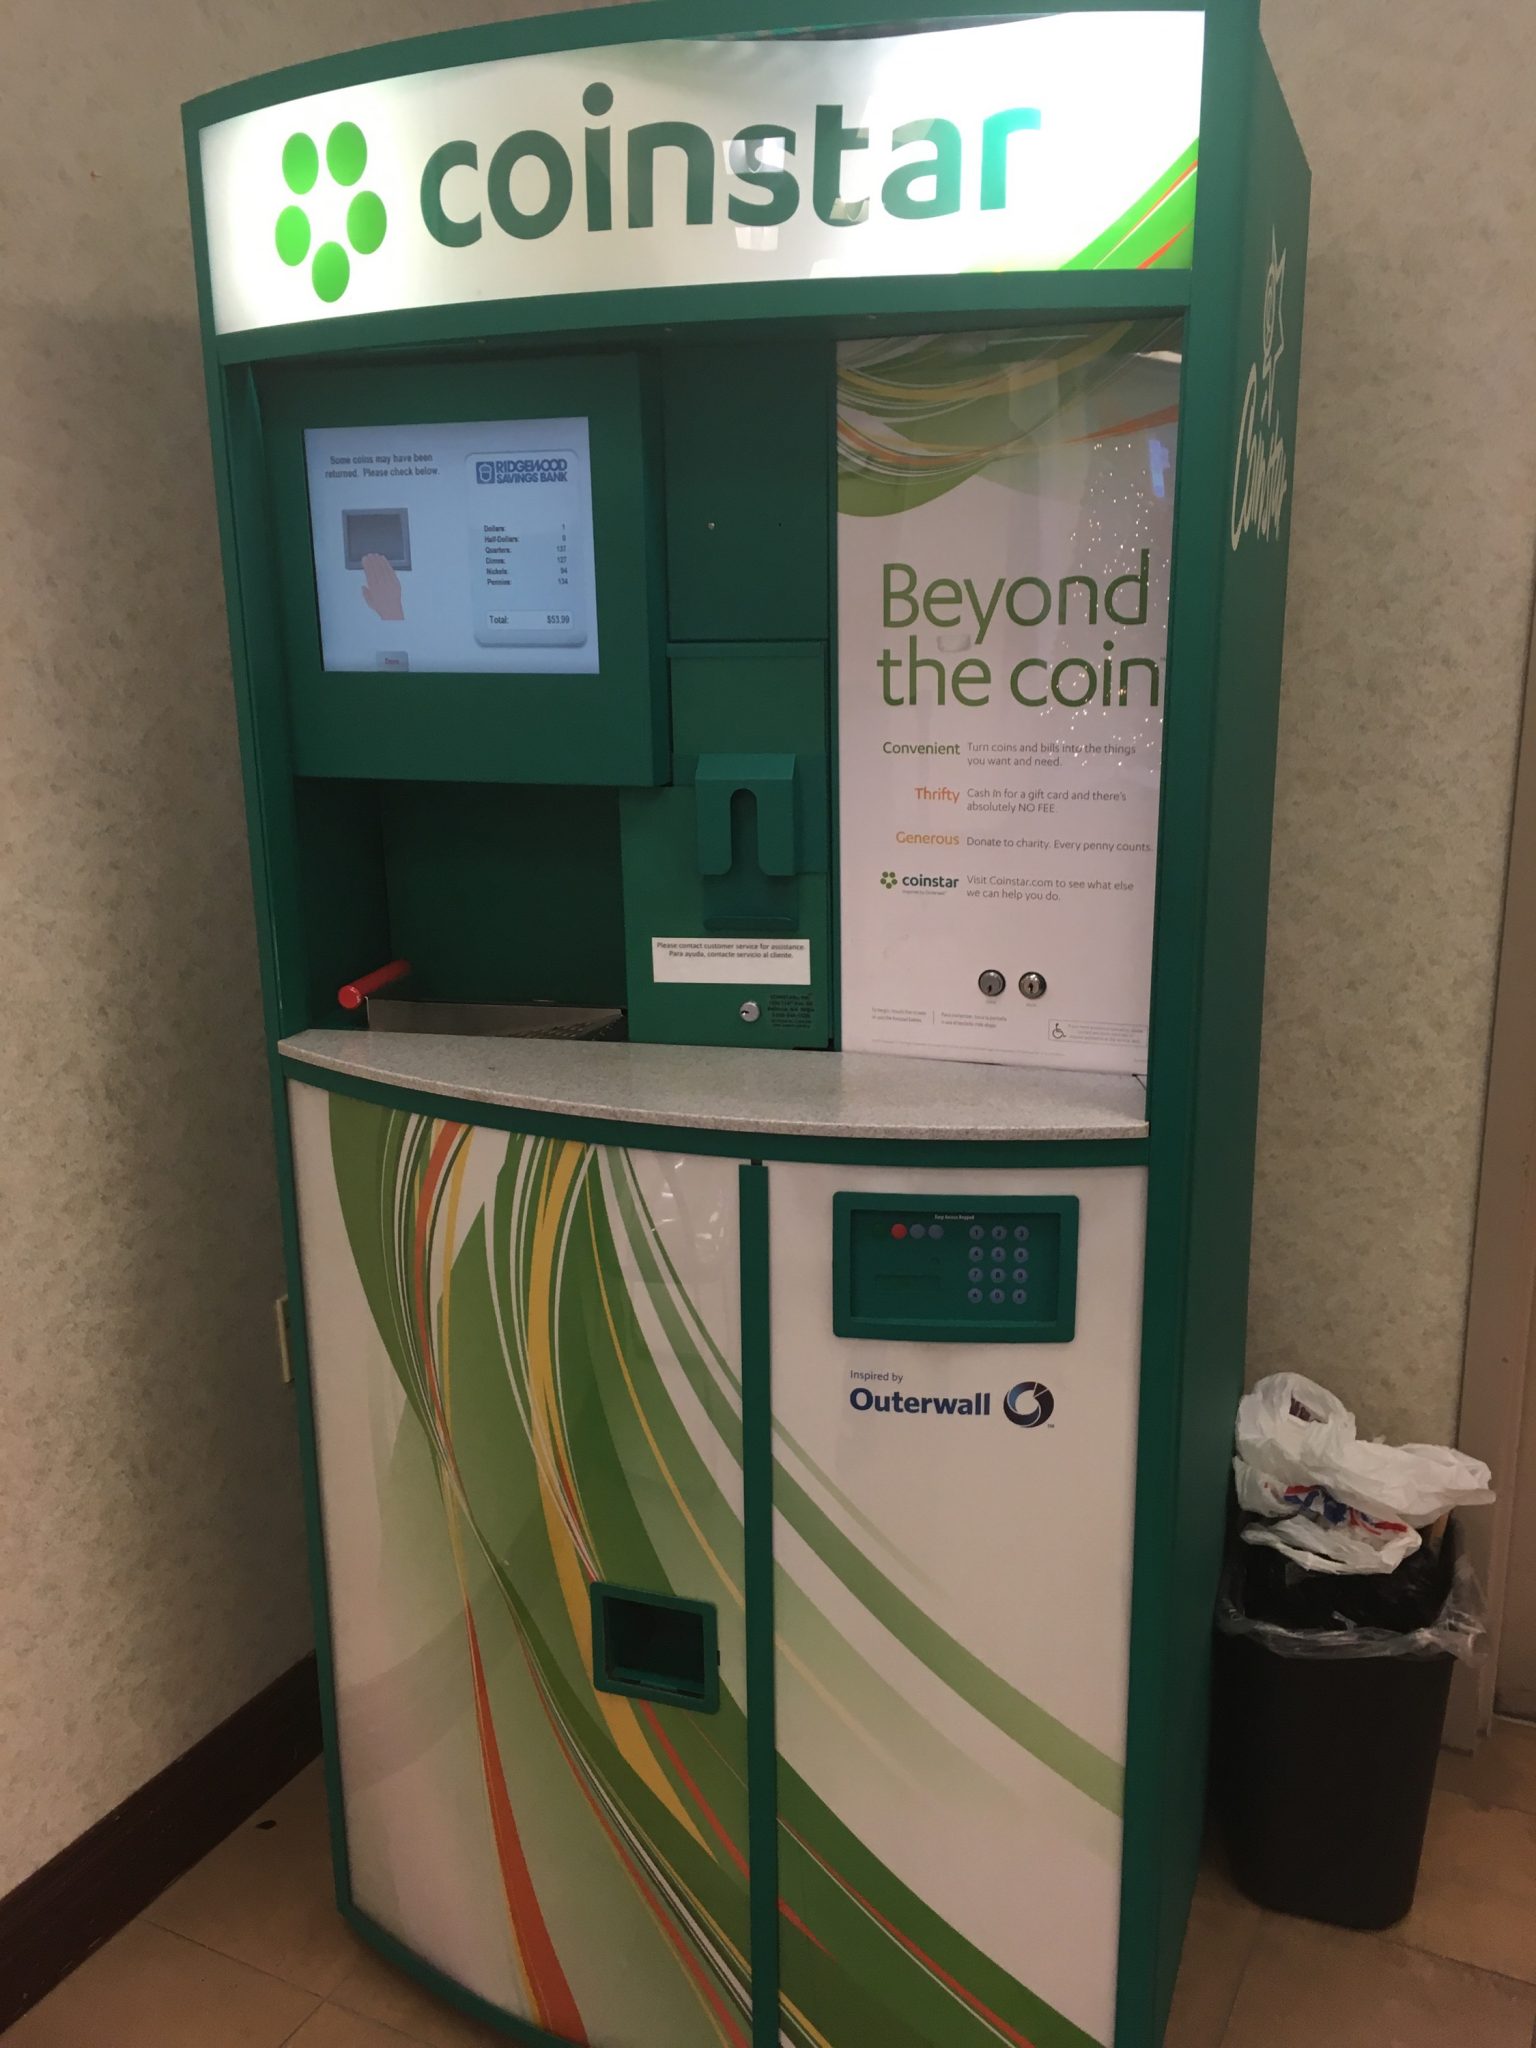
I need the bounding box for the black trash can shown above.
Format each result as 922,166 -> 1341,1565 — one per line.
1212,1521 -> 1466,1930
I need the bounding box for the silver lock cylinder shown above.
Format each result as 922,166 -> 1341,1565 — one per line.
739,1000 -> 761,1023
977,970 -> 1007,998
1019,972 -> 1048,1000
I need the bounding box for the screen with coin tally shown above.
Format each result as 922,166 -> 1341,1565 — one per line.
302,416 -> 599,674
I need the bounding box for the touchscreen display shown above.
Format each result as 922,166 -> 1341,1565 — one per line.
303,418 -> 599,674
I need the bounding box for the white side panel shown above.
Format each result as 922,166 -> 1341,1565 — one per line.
288,1079 -> 518,2004
288,1083 -> 754,2046
770,1160 -> 1145,2048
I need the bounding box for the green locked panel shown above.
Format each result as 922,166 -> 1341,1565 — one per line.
622,646 -> 830,1048
663,340 -> 831,644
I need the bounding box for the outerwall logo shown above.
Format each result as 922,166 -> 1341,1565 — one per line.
1003,1381 -> 1055,1427
850,1388 -> 993,1418
275,121 -> 388,304
845,1383 -> 1056,1427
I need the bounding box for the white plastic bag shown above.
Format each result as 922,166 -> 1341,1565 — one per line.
1233,1373 -> 1494,1575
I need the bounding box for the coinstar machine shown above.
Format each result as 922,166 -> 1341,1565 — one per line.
185,6 -> 1306,2044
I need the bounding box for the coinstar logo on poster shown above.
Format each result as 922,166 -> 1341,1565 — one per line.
836,323 -> 1182,1075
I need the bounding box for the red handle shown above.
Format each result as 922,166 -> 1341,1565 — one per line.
337,959 -> 412,1011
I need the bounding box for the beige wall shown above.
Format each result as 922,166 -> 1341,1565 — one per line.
0,0 -> 599,1901
2,0 -> 1530,1900
1249,0 -> 1536,1446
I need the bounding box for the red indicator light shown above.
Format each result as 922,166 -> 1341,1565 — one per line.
890,1223 -> 908,1240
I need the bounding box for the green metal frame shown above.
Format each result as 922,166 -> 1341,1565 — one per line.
739,1164 -> 780,2048
183,0 -> 1210,137
183,4 -> 1309,2044
1117,12 -> 1310,2045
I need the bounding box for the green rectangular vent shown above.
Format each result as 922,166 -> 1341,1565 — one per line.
590,1583 -> 720,1713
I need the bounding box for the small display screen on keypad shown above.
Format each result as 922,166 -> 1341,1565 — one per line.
832,1195 -> 1078,1344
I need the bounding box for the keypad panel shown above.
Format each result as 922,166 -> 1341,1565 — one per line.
832,1195 -> 1078,1344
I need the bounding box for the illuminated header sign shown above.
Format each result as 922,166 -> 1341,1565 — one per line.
197,14 -> 1204,335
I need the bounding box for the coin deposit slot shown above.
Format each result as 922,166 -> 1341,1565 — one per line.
590,1584 -> 720,1713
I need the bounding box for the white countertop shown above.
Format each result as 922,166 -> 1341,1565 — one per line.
279,1031 -> 1148,1143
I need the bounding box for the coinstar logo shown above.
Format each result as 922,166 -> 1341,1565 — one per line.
275,122 -> 388,304
418,84 -> 1045,250
881,870 -> 959,892
208,21 -> 1207,335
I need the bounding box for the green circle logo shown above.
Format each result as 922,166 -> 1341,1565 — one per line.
880,870 -> 898,890
276,122 -> 387,304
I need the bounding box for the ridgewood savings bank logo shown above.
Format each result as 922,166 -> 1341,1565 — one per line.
275,122 -> 388,303
474,456 -> 570,484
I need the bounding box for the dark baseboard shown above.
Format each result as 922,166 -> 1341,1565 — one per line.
0,1654 -> 322,2031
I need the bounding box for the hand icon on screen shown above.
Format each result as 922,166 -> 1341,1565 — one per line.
360,553 -> 405,622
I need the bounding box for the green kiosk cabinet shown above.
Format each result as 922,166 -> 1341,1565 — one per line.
185,6 -> 1307,2045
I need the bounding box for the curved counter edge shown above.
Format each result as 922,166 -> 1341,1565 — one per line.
277,1030 -> 1150,1145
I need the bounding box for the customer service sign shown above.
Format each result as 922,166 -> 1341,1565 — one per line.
836,325 -> 1181,1073
197,15 -> 1203,332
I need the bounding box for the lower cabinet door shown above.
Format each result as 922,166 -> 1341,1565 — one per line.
767,1161 -> 1147,2048
290,1082 -> 753,2047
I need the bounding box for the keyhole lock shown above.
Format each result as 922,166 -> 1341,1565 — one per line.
977,970 -> 1007,998
739,1000 -> 761,1023
1019,972 -> 1048,1000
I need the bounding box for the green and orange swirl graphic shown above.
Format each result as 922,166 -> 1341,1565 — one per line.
326,1098 -> 1109,2047
839,318 -> 1184,517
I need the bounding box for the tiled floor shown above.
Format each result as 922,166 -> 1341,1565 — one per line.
6,1719 -> 1535,2047
1166,1717 -> 1536,2048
